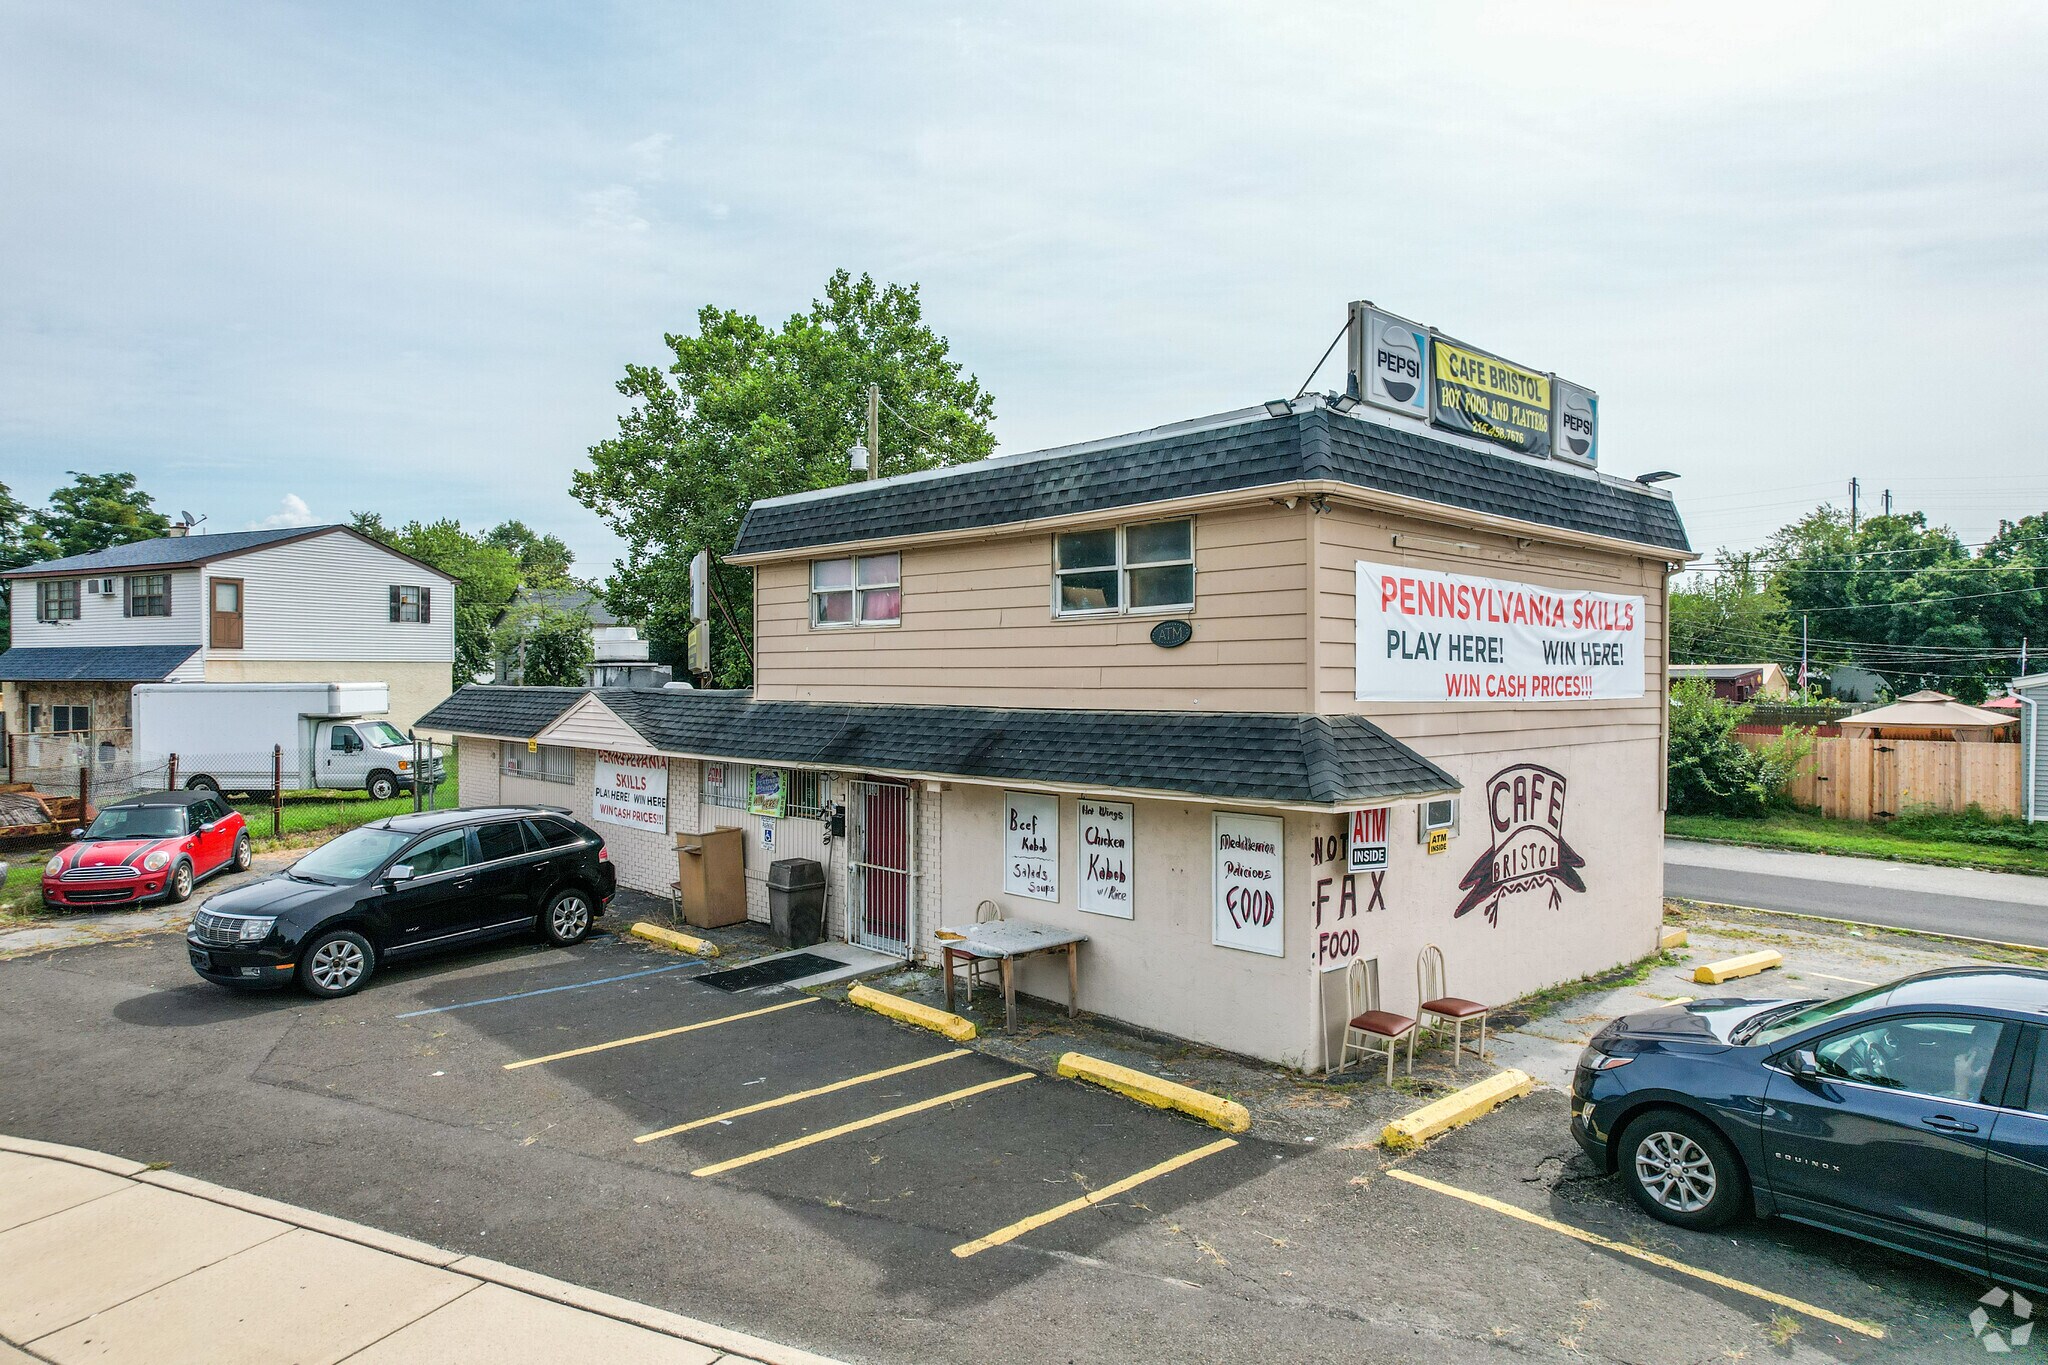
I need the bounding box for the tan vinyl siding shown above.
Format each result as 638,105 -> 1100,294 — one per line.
1312,503 -> 1670,747
752,504 -> 1311,710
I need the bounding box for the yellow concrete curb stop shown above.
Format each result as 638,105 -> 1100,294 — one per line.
1693,949 -> 1782,984
848,983 -> 977,1041
1056,1052 -> 1251,1133
1658,927 -> 1688,949
628,922 -> 719,958
1381,1068 -> 1535,1151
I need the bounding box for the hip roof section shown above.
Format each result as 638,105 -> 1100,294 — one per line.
416,685 -> 1461,809
733,401 -> 1690,560
0,644 -> 201,682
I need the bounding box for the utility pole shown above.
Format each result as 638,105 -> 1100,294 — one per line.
1882,488 -> 1893,517
866,383 -> 881,482
1849,478 -> 1860,531
1800,614 -> 1810,695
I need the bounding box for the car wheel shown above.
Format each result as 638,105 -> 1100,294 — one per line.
541,889 -> 593,946
366,771 -> 398,802
233,832 -> 254,872
185,775 -> 220,794
165,860 -> 195,904
1618,1109 -> 1749,1230
300,930 -> 375,998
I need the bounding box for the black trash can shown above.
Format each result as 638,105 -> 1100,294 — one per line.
766,857 -> 828,949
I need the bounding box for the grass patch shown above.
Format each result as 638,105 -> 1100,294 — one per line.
230,765 -> 460,847
1667,807 -> 2048,875
1493,949 -> 1684,1029
0,859 -> 45,921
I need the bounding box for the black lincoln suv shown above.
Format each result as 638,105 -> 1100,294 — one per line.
186,806 -> 617,997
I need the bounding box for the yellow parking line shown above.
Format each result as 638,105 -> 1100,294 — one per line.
951,1137 -> 1238,1259
503,998 -> 816,1070
1385,1170 -> 1884,1339
692,1072 -> 1033,1177
635,1050 -> 973,1143
1805,971 -> 1877,987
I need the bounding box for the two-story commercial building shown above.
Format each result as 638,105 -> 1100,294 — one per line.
1,525 -> 457,760
421,396 -> 1691,1069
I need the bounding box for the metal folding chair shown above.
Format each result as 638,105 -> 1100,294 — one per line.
1417,943 -> 1491,1068
947,899 -> 1004,1003
1331,958 -> 1415,1084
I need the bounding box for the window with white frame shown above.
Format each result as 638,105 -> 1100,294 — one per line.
390,585 -> 431,623
501,741 -> 573,784
125,573 -> 170,618
701,761 -> 750,809
1419,796 -> 1459,840
36,580 -> 80,622
1053,518 -> 1193,617
810,553 -> 900,627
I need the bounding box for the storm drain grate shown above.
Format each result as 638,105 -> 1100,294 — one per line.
695,952 -> 843,993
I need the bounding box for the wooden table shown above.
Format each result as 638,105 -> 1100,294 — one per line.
937,920 -> 1088,1031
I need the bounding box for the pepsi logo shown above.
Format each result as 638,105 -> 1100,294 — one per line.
1373,323 -> 1423,406
1560,391 -> 1595,459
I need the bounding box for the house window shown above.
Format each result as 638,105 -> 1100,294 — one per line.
701,763 -> 828,817
1054,518 -> 1193,617
1419,797 -> 1460,841
810,554 -> 900,627
701,761 -> 750,809
46,705 -> 90,734
390,585 -> 432,623
35,580 -> 80,622
125,574 -> 171,618
501,741 -> 573,784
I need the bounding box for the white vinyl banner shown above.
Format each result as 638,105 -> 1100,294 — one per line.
1004,791 -> 1059,902
592,750 -> 669,832
1213,812 -> 1284,957
1076,799 -> 1135,918
1354,560 -> 1645,703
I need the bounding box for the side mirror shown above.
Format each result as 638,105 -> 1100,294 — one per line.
384,863 -> 415,885
70,828 -> 85,839
197,820 -> 217,834
1784,1049 -> 1821,1079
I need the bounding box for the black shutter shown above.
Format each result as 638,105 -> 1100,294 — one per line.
419,587 -> 431,624
390,586 -> 401,623
122,577 -> 131,618
162,574 -> 171,617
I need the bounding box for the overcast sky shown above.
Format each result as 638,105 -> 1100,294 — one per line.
5,3 -> 2045,575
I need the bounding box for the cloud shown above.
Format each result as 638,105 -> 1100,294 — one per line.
625,132 -> 672,183
578,184 -> 649,234
248,494 -> 316,530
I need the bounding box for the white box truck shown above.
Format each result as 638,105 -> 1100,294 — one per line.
131,683 -> 442,800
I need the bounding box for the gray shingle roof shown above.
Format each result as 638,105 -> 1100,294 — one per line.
411,685 -> 589,737
416,685 -> 1461,807
0,645 -> 200,682
2,526 -> 340,578
732,403 -> 1690,559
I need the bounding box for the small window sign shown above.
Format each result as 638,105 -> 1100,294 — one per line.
750,767 -> 786,817
1427,829 -> 1449,855
761,819 -> 776,850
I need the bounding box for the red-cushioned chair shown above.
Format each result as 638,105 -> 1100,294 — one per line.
1417,943 -> 1491,1069
1332,958 -> 1415,1084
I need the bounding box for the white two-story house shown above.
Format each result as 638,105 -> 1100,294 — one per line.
0,525 -> 457,761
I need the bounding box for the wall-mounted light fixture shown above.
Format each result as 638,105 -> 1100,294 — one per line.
1263,399 -> 1294,419
1634,470 -> 1679,485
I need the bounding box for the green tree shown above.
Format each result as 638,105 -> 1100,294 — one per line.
572,269 -> 996,687
25,471 -> 170,560
350,513 -> 520,682
514,608 -> 597,687
0,479 -> 40,650
484,520 -> 578,590
1669,549 -> 1792,673
1667,678 -> 1813,817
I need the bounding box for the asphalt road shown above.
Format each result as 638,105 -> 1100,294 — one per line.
0,923 -> 2013,1362
1665,838 -> 2048,949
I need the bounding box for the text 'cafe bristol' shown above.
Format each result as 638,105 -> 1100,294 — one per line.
420,301 -> 1694,1072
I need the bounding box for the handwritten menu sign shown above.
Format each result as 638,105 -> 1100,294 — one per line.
1076,799 -> 1134,918
749,766 -> 785,817
592,751 -> 669,833
1213,812 -> 1284,956
1004,791 -> 1058,902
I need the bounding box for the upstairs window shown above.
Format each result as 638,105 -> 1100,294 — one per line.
1054,518 -> 1193,617
390,585 -> 432,623
125,573 -> 171,618
811,553 -> 900,627
36,580 -> 80,623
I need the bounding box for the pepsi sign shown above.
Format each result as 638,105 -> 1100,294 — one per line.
1553,380 -> 1599,467
1348,303 -> 1430,418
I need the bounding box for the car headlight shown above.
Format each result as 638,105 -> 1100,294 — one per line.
397,759 -> 412,771
142,850 -> 172,872
45,855 -> 63,877
236,917 -> 277,942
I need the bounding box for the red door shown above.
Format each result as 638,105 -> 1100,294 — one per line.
849,780 -> 912,955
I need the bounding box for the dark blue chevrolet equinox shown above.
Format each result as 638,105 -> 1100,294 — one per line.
1573,966 -> 2048,1291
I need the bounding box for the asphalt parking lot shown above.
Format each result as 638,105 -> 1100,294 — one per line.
0,917 -> 2030,1362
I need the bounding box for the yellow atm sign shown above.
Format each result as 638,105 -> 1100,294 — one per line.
1431,339 -> 1553,458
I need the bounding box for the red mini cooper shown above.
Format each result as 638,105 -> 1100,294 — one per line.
43,790 -> 253,910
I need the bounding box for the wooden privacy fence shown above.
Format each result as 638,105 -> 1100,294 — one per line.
1738,732 -> 2022,821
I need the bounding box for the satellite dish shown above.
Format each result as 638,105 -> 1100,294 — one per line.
181,510 -> 197,523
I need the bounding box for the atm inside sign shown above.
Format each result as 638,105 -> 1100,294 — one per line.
1346,807 -> 1388,874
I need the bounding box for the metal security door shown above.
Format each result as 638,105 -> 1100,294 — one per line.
848,779 -> 914,956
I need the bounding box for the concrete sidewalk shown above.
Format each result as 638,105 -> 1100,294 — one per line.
0,1135 -> 840,1365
